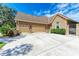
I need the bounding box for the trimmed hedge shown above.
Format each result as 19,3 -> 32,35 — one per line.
51,28 -> 66,35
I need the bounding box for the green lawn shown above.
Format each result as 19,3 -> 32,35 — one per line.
0,42 -> 6,48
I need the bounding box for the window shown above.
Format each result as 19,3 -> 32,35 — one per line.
55,22 -> 60,29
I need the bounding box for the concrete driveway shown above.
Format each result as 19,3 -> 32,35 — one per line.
0,32 -> 79,56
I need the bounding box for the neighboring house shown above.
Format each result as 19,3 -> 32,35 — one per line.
15,12 -> 79,35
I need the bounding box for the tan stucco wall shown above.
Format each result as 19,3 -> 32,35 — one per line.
76,24 -> 79,36
16,21 -> 48,33
51,16 -> 69,35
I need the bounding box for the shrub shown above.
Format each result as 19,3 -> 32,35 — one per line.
3,21 -> 15,28
0,26 -> 10,36
0,21 -> 16,36
7,30 -> 14,37
14,30 -> 20,36
51,28 -> 66,35
7,30 -> 20,37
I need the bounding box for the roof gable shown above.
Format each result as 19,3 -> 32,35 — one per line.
50,13 -> 78,24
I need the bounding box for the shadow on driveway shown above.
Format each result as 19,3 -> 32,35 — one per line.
0,35 -> 26,43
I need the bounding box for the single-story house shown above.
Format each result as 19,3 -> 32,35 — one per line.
15,12 -> 79,36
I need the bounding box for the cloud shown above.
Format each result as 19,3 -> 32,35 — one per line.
66,12 -> 79,22
61,4 -> 79,14
57,3 -> 69,9
33,10 -> 42,16
45,14 -> 54,17
43,10 -> 50,14
32,3 -> 79,21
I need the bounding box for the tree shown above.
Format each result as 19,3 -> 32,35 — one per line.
0,23 -> 11,36
0,4 -> 17,26
0,4 -> 17,36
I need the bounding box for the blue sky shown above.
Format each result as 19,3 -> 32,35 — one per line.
4,3 -> 79,21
